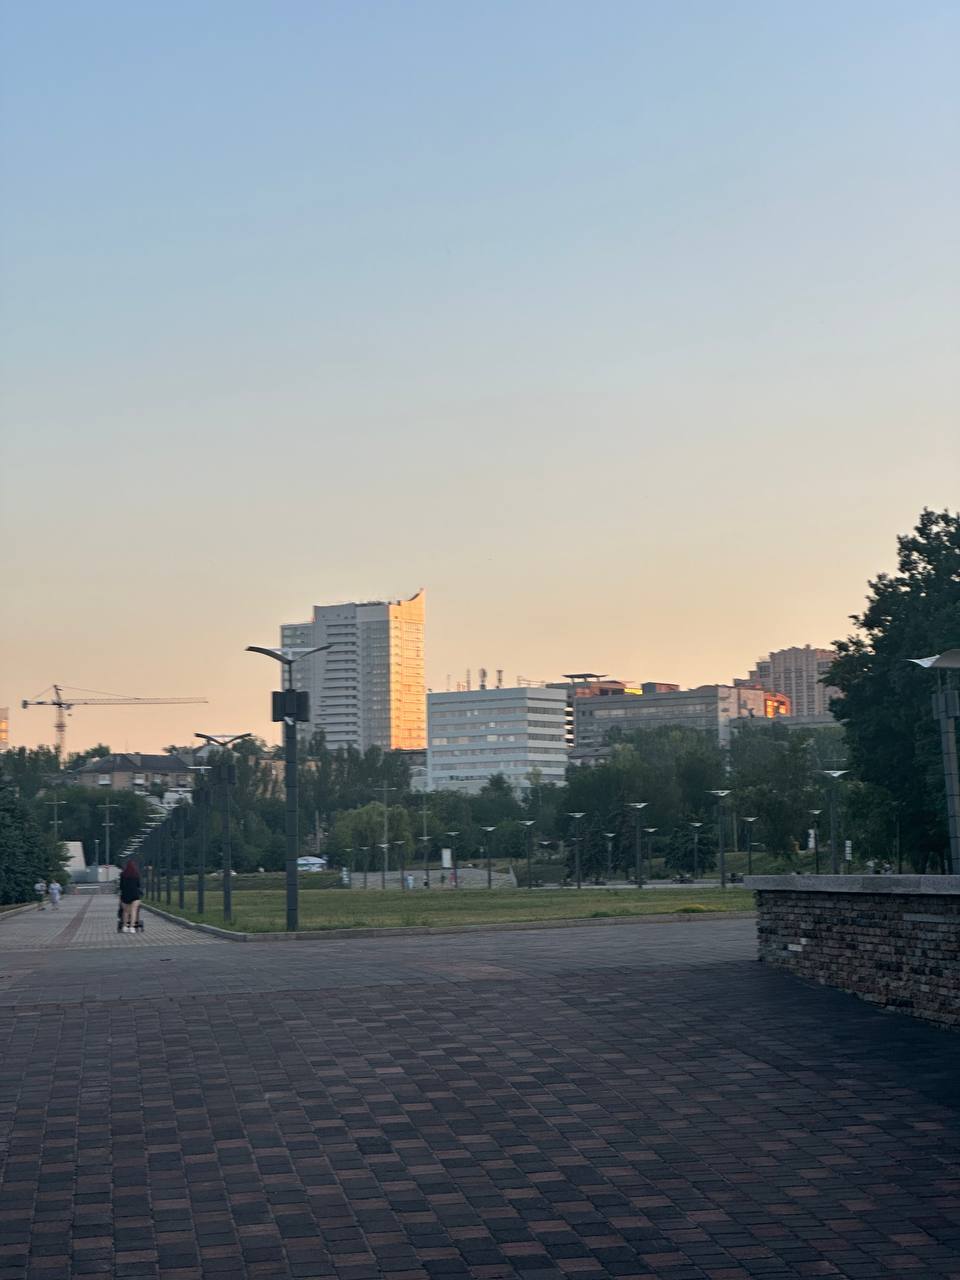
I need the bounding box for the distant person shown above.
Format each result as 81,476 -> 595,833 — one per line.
47,881 -> 62,910
119,858 -> 142,933
34,879 -> 47,910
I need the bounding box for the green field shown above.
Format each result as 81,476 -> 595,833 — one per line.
148,886 -> 755,933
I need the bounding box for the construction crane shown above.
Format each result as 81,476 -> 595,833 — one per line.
21,684 -> 208,757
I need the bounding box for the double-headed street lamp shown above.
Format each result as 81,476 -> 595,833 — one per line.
627,802 -> 648,887
821,770 -> 849,874
908,648 -> 960,874
247,644 -> 332,931
708,790 -> 732,888
195,732 -> 252,923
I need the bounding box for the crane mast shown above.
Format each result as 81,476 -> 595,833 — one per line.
20,684 -> 207,756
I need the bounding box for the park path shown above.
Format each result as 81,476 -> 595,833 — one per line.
0,892 -> 217,951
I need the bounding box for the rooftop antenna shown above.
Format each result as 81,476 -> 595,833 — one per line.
466,669 -> 471,691
496,669 -> 503,689
479,667 -> 487,691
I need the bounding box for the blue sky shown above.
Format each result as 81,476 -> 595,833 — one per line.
2,1 -> 957,749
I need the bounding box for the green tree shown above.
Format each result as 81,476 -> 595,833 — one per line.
828,508 -> 960,870
0,785 -> 65,903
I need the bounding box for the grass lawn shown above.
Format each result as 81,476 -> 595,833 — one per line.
149,886 -> 755,933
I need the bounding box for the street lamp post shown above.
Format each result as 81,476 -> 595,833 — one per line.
742,816 -> 758,876
189,765 -> 211,914
393,841 -> 407,889
416,835 -> 430,887
821,771 -> 849,874
908,649 -> 960,874
195,732 -> 252,923
519,820 -> 535,890
603,832 -> 615,881
359,847 -> 370,890
567,813 -> 585,889
177,803 -> 186,909
708,791 -> 732,888
643,827 -> 657,882
627,803 -> 648,888
689,822 -> 703,880
809,809 -> 823,874
480,826 -> 496,889
247,643 -> 332,931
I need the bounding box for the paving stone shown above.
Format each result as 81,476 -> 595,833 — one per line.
2,905 -> 960,1278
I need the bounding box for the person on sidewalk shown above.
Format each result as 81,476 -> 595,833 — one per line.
119,858 -> 142,932
34,880 -> 47,910
47,881 -> 62,910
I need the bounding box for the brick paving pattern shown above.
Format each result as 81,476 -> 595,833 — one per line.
0,895 -> 215,953
1,902 -> 959,1278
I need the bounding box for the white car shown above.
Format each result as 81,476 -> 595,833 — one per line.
296,856 -> 327,872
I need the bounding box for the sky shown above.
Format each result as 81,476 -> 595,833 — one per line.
1,0 -> 957,754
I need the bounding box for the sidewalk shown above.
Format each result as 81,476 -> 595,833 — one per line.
0,893 -> 218,951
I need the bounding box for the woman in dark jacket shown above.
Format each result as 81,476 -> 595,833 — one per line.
119,858 -> 142,932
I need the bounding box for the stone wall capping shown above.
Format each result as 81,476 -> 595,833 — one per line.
744,874 -> 960,895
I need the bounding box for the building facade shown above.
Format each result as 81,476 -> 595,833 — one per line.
281,589 -> 426,752
70,753 -> 192,792
743,646 -> 837,719
574,683 -> 790,750
427,686 -> 568,795
0,707 -> 7,748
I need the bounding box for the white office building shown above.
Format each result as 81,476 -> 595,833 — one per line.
281,590 -> 426,752
427,686 -> 568,795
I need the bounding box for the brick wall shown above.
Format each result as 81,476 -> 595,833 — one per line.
747,876 -> 960,1030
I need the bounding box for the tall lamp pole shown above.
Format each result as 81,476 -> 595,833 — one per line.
742,816 -> 758,876
643,827 -> 658,882
189,765 -> 211,913
809,809 -> 822,874
689,822 -> 703,880
907,649 -> 960,874
195,732 -> 252,923
567,812 -> 586,889
603,832 -> 615,881
519,820 -> 535,890
247,644 -> 332,931
627,803 -> 648,887
821,771 -> 849,874
708,790 -> 732,888
480,826 -> 496,889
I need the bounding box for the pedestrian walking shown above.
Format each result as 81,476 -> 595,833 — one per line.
119,858 -> 143,933
47,881 -> 62,910
34,879 -> 47,910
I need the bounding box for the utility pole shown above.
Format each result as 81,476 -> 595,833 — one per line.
421,795 -> 431,888
628,803 -> 648,888
46,797 -> 62,846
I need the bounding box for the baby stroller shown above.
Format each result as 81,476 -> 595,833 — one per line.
117,902 -> 145,933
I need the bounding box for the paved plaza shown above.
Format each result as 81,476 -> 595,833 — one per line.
0,897 -> 959,1280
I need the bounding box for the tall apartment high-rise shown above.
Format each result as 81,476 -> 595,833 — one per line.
0,707 -> 8,748
746,646 -> 837,719
280,589 -> 426,752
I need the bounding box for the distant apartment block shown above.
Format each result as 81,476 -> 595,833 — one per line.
574,683 -> 790,750
0,707 -> 8,748
281,589 -> 426,752
741,645 -> 838,719
427,686 -> 568,795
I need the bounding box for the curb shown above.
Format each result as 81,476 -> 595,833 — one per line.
0,903 -> 36,924
142,903 -> 756,944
